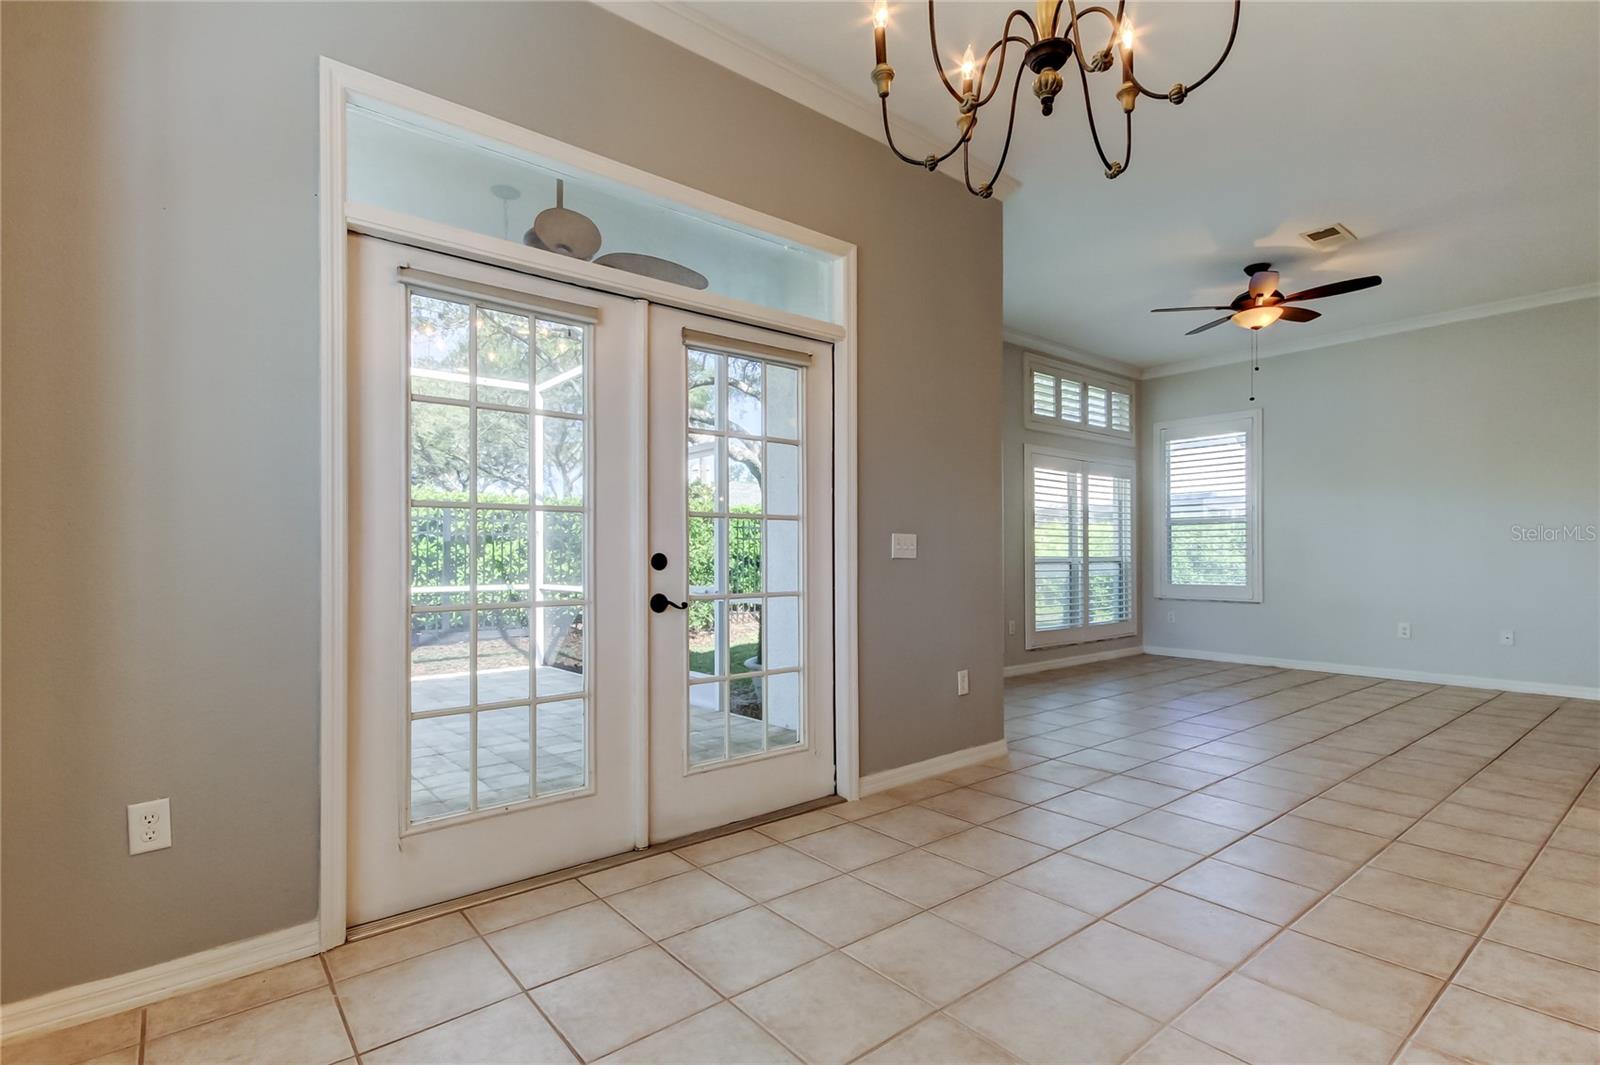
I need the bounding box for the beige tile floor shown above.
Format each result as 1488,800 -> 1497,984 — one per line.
8,655 -> 1599,1065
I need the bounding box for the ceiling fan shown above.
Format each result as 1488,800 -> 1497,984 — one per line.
1152,263 -> 1382,335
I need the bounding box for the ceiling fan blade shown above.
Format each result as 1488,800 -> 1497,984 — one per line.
1185,315 -> 1234,336
1282,275 -> 1382,303
1151,306 -> 1231,313
1278,306 -> 1321,323
1247,269 -> 1280,299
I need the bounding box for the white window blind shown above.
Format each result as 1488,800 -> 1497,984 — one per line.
1026,447 -> 1136,647
1157,410 -> 1262,602
1025,354 -> 1132,443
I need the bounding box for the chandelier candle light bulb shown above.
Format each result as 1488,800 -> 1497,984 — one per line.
869,0 -> 1241,193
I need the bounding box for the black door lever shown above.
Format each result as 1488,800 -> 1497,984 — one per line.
650,593 -> 689,613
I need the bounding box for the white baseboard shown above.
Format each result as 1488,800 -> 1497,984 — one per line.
859,739 -> 1010,796
1141,646 -> 1600,700
1004,646 -> 1145,677
1,920 -> 321,1043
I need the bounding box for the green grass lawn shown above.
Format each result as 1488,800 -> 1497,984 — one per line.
690,641 -> 759,677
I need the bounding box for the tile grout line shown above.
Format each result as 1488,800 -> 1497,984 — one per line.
1116,693 -> 1583,1065
318,953 -> 365,1065
1387,756 -> 1600,1060
471,921 -> 591,1064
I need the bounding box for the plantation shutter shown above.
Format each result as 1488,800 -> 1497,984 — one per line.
1159,411 -> 1261,602
1026,448 -> 1136,648
1024,356 -> 1130,441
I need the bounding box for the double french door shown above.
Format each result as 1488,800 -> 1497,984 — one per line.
346,237 -> 834,924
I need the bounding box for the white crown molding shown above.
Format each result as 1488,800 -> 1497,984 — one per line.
1139,283 -> 1600,380
598,1 -> 1022,200
0,921 -> 321,1044
1003,329 -> 1142,380
1142,646 -> 1600,700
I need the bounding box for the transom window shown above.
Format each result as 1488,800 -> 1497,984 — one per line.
405,290 -> 592,823
685,347 -> 806,767
1157,409 -> 1263,602
1026,353 -> 1133,442
1025,447 -> 1136,647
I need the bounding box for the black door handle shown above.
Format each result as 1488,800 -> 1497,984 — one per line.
650,593 -> 689,613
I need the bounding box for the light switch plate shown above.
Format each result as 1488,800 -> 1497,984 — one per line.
890,533 -> 917,559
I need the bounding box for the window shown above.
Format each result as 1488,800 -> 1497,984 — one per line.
1025,353 -> 1133,442
405,288 -> 592,824
1025,447 -> 1136,647
1156,409 -> 1262,602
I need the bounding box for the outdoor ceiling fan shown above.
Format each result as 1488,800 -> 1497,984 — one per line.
1152,263 -> 1383,335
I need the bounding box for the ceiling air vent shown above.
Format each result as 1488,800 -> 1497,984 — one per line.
1300,223 -> 1357,251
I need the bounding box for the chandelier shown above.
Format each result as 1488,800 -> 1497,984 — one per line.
869,1 -> 1241,196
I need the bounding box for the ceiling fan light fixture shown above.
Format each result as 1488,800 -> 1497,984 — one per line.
1233,305 -> 1285,330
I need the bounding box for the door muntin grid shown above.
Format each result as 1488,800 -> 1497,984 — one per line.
684,347 -> 806,769
405,288 -> 593,826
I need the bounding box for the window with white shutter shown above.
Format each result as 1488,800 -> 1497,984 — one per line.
1025,446 -> 1136,647
1024,354 -> 1133,444
1156,410 -> 1262,602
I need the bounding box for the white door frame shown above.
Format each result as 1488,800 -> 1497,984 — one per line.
317,59 -> 860,950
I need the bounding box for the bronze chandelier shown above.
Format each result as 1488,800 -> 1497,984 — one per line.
869,0 -> 1241,196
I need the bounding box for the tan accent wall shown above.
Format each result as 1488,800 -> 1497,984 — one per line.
0,1 -> 1003,1000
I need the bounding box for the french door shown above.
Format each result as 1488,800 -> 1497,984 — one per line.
646,308 -> 835,842
347,237 -> 835,924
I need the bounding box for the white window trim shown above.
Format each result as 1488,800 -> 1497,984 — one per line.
1023,445 -> 1138,648
1155,409 -> 1263,603
1023,352 -> 1135,446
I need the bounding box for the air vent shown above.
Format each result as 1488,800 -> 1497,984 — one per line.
1300,223 -> 1357,251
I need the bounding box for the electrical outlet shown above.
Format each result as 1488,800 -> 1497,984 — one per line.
1397,622 -> 1411,640
1499,629 -> 1515,647
1166,611 -> 1175,624
1007,619 -> 1016,636
956,669 -> 969,696
127,798 -> 172,855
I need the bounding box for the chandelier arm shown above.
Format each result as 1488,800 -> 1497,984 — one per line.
880,96 -> 969,169
926,1 -> 966,102
976,29 -> 1036,108
965,55 -> 1029,194
1062,2 -> 1119,73
1126,0 -> 1241,99
1072,54 -> 1119,172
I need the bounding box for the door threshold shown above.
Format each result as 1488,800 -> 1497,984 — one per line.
345,793 -> 845,943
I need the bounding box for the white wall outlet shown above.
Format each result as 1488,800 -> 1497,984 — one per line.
1499,629 -> 1515,647
1397,622 -> 1411,640
1007,619 -> 1016,636
890,532 -> 917,559
1166,611 -> 1175,624
956,669 -> 970,696
127,798 -> 172,855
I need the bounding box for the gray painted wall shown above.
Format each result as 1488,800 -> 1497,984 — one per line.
1001,344 -> 1142,670
1,1 -> 1003,1001
1139,299 -> 1600,691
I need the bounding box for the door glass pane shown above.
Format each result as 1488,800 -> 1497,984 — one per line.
536,699 -> 586,795
536,606 -> 585,696
406,288 -> 592,824
683,347 -> 807,767
477,706 -> 531,808
727,357 -> 763,435
411,715 -> 472,821
535,320 -> 585,414
411,401 -> 470,501
475,509 -> 529,605
768,365 -> 800,439
411,507 -> 471,607
409,295 -> 470,400
476,307 -> 530,408
767,673 -> 801,750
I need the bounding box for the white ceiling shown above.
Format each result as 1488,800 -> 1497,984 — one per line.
626,1 -> 1600,371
